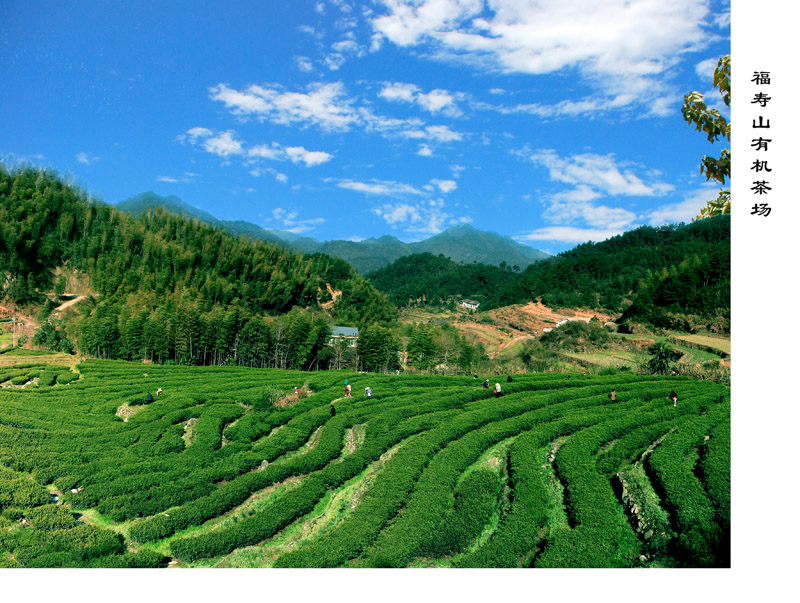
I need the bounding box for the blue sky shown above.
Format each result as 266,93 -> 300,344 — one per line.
1,0 -> 731,254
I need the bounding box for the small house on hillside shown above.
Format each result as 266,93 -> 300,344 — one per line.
460,299 -> 480,311
556,319 -> 569,327
329,326 -> 359,347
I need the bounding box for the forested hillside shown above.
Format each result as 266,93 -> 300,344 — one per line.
117,191 -> 294,250
0,166 -> 396,366
368,252 -> 520,307
484,217 -> 730,332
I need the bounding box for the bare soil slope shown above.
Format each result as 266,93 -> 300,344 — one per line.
455,302 -> 614,358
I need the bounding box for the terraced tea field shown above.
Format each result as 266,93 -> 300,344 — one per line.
0,360 -> 729,568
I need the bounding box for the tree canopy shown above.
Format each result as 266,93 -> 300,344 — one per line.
682,54 -> 731,218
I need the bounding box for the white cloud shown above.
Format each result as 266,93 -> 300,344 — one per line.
325,53 -> 347,70
417,144 -> 433,157
516,226 -> 625,245
248,143 -> 333,166
516,147 -> 678,232
417,89 -> 459,114
298,25 -> 318,37
295,56 -> 314,73
187,126 -> 213,139
202,131 -> 244,157
379,81 -> 462,116
335,178 -> 426,197
76,152 -> 99,165
371,198 -> 465,234
544,199 -> 637,230
695,57 -> 720,80
399,124 -> 462,142
269,207 -> 324,234
371,0 -> 719,115
210,81 -> 360,132
157,172 -> 199,184
248,144 -> 285,161
644,187 -> 719,225
285,146 -> 334,167
249,167 -> 289,183
430,178 -> 457,193
379,82 -> 419,103
521,148 -> 673,197
210,80 -> 465,144
180,128 -> 332,168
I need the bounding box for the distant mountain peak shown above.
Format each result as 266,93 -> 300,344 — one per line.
115,191 -> 549,274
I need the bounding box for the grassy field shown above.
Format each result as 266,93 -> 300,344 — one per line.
671,334 -> 731,356
0,359 -> 730,568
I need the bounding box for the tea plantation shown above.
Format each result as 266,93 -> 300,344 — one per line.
0,360 -> 729,568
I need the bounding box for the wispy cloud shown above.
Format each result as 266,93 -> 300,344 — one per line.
428,178 -> 457,193
516,147 -> 675,232
157,172 -> 200,183
379,82 -> 463,116
249,166 -> 289,183
518,148 -> 674,197
371,0 -> 723,116
371,198 -> 469,234
248,143 -> 334,167
644,187 -> 719,225
268,207 -> 325,234
295,56 -> 315,73
209,81 -> 465,144
285,146 -> 334,167
210,82 -> 360,132
76,151 -> 100,165
515,226 -> 626,245
334,178 -> 426,197
179,127 -> 333,168
203,131 -> 244,157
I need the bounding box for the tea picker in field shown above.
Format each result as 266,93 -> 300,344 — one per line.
669,390 -> 678,407
494,382 -> 502,397
146,392 -> 153,403
330,404 -> 336,417
364,387 -> 372,397
156,388 -> 162,396
345,383 -> 352,398
610,389 -> 616,401
483,378 -> 489,389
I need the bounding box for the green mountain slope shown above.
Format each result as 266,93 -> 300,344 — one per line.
368,252 -> 520,307
484,216 -> 730,332
411,224 -> 549,269
116,191 -> 299,249
0,166 -> 397,365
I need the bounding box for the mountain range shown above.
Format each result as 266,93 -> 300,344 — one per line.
115,192 -> 549,274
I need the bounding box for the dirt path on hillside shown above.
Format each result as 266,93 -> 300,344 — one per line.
54,294 -> 86,313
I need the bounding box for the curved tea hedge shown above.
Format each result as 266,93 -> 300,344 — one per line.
0,360 -> 729,567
